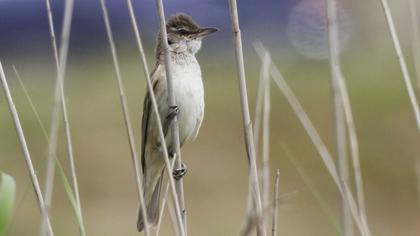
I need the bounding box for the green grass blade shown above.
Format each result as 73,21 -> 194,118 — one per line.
56,163 -> 86,236
0,172 -> 16,236
13,67 -> 86,236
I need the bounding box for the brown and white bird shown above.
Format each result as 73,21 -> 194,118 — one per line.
137,13 -> 218,232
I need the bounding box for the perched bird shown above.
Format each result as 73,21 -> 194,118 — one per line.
137,13 -> 218,231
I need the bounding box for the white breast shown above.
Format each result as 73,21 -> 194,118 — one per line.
171,58 -> 204,143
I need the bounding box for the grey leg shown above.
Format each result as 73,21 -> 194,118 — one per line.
173,163 -> 187,181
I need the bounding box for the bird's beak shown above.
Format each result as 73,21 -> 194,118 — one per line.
195,27 -> 219,38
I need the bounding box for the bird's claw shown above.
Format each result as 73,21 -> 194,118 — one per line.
173,163 -> 187,181
167,105 -> 179,121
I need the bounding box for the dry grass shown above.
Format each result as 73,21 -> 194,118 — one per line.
99,0 -> 150,234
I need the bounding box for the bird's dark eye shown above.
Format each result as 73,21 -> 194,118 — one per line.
177,29 -> 189,35
168,39 -> 174,45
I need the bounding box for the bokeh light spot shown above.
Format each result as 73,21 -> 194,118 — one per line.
287,0 -> 352,60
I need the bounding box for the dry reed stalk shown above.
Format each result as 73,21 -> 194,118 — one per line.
166,194 -> 181,236
0,62 -> 54,236
254,43 -> 370,236
154,0 -> 187,233
99,0 -> 150,234
271,170 -> 280,236
54,0 -> 84,228
326,1 -> 370,234
228,1 -> 266,235
261,48 -> 271,212
240,178 -> 258,236
337,71 -> 370,235
324,1 -> 352,235
380,0 -> 420,132
253,68 -> 264,145
327,3 -> 370,233
250,45 -> 271,228
409,0 -> 420,90
253,43 -> 268,151
41,0 -> 82,235
41,0 -> 62,232
155,158 -> 177,236
253,45 -> 271,212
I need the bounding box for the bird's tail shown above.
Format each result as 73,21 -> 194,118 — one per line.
137,174 -> 163,232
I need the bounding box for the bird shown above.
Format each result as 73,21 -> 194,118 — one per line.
137,13 -> 218,232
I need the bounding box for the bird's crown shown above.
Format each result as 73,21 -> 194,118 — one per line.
166,13 -> 201,35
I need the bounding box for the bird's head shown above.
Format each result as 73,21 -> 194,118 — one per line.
157,13 -> 218,57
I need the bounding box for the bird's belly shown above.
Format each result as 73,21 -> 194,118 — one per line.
173,69 -> 204,143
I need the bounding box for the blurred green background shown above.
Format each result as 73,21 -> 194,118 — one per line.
1,0 -> 420,235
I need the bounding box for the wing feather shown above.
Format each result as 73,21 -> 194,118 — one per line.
141,65 -> 162,173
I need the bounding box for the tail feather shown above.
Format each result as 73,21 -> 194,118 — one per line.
137,175 -> 163,232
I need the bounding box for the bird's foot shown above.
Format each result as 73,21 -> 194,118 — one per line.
166,105 -> 179,121
173,163 -> 187,181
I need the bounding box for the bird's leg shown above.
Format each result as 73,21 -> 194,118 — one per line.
173,162 -> 187,181
166,105 -> 179,121
165,106 -> 186,180
164,105 -> 179,136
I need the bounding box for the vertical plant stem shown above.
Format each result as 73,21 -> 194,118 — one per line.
325,2 -> 370,235
127,4 -> 179,235
40,0 -> 62,234
166,195 -> 181,236
99,0 -> 150,234
56,0 -> 85,230
0,62 -> 54,236
228,1 -> 266,235
154,0 -> 187,235
14,66 -> 86,236
324,1 -> 352,235
41,0 -> 82,235
253,44 -> 266,151
154,0 -> 187,233
261,51 -> 271,210
380,0 -> 420,132
271,170 -> 280,236
250,46 -> 271,227
248,44 -> 270,236
409,0 -> 420,90
337,71 -> 369,235
155,158 -> 176,236
124,0 -> 160,234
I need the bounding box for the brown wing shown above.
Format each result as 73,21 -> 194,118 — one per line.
141,65 -> 161,173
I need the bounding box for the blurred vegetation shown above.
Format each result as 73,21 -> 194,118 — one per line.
0,40 -> 419,235
0,173 -> 16,236
1,2 -> 420,234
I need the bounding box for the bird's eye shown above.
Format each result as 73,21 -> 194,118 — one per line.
177,29 -> 189,35
168,39 -> 174,45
